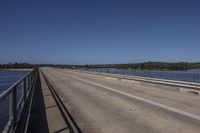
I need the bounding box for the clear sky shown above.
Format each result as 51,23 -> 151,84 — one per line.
0,0 -> 200,64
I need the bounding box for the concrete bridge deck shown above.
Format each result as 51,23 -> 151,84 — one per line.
27,67 -> 200,133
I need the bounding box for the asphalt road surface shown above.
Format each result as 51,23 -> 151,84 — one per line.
41,67 -> 200,133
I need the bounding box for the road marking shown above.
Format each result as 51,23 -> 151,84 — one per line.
59,72 -> 200,121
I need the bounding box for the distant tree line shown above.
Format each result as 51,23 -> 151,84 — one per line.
0,63 -> 35,69
1,62 -> 200,71
115,62 -> 200,70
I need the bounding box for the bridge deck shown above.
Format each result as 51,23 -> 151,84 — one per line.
28,67 -> 200,133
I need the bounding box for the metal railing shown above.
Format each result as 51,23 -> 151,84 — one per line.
88,68 -> 200,83
0,69 -> 37,133
84,70 -> 200,93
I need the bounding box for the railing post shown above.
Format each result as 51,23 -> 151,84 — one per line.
30,72 -> 32,84
9,88 -> 17,132
22,78 -> 27,105
26,77 -> 28,91
28,75 -> 30,89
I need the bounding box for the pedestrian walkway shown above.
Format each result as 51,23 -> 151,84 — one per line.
27,71 -> 70,133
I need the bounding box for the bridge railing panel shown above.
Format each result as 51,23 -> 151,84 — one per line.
0,69 -> 37,133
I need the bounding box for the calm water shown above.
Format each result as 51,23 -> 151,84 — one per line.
0,70 -> 28,131
89,68 -> 200,83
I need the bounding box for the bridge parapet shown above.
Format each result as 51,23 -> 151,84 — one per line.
0,68 -> 38,133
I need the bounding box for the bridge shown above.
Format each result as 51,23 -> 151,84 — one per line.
1,67 -> 200,133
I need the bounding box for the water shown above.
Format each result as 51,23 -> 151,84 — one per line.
89,68 -> 200,83
0,70 -> 28,131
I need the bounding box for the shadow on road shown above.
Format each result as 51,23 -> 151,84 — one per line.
26,73 -> 49,133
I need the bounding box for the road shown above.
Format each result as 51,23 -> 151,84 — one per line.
41,67 -> 200,133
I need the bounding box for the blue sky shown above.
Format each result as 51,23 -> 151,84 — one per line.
0,0 -> 200,64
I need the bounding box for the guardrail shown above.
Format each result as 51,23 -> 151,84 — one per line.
88,69 -> 200,83
83,71 -> 200,93
0,68 -> 37,133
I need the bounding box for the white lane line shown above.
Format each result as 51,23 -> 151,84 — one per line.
59,72 -> 200,121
